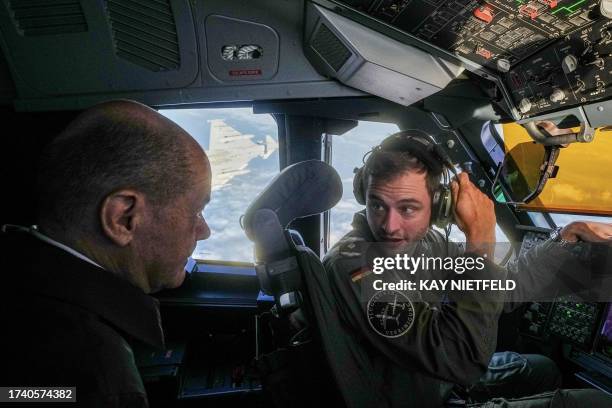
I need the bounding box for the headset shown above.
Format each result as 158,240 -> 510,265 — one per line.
352,130 -> 458,229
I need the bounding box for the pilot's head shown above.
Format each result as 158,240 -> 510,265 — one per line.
36,100 -> 211,293
353,131 -> 445,247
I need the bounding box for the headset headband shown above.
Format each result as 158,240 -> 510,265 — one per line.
353,130 -> 456,229
364,130 -> 456,177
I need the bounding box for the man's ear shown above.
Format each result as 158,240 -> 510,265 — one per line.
100,190 -> 145,246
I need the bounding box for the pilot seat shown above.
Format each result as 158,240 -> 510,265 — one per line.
242,159 -> 347,407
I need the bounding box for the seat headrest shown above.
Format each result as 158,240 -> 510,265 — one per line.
242,160 -> 342,240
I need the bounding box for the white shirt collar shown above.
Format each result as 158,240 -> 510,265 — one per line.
27,225 -> 104,270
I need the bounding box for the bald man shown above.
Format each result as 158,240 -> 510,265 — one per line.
0,101 -> 211,407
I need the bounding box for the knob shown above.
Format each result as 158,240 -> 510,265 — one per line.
518,98 -> 532,113
497,58 -> 511,73
601,0 -> 612,19
562,54 -> 578,74
550,88 -> 565,102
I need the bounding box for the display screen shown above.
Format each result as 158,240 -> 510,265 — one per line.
599,304 -> 612,360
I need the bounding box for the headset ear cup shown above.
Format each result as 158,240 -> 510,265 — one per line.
433,186 -> 453,229
353,167 -> 366,205
431,189 -> 441,227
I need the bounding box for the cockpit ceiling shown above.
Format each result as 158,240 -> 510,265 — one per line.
0,0 -> 365,111
330,0 -> 612,120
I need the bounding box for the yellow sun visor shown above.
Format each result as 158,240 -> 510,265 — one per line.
498,123 -> 612,216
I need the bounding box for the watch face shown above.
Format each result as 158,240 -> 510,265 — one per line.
367,290 -> 415,338
549,227 -> 561,242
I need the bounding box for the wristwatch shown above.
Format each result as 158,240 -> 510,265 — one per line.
549,226 -> 571,245
549,226 -> 590,261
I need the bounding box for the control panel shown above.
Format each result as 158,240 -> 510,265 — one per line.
506,18 -> 612,117
339,0 -> 600,67
519,230 -> 549,252
519,295 -> 603,347
516,230 -> 604,348
547,296 -> 603,347
333,0 -> 612,117
517,230 -> 554,339
520,301 -> 553,338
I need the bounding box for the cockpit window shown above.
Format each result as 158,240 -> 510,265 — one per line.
161,108 -> 279,263
328,121 -> 399,247
550,213 -> 612,228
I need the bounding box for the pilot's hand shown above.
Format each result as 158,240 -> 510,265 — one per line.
561,221 -> 612,244
451,172 -> 496,259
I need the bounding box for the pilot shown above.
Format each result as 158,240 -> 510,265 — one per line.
0,100 -> 211,407
322,130 -> 612,407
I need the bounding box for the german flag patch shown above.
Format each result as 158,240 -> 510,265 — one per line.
350,266 -> 372,283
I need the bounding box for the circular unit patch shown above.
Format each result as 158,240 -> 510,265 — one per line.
367,290 -> 415,338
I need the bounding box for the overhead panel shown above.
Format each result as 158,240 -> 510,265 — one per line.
188,0 -> 365,101
204,14 -> 279,82
334,0 -> 600,72
305,3 -> 465,107
0,0 -> 366,110
325,0 -> 612,121
0,0 -> 198,97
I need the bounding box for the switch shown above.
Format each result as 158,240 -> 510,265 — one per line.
601,0 -> 612,19
562,54 -> 578,74
476,47 -> 493,59
497,58 -> 511,72
474,4 -> 494,24
586,57 -> 605,68
520,4 -> 539,20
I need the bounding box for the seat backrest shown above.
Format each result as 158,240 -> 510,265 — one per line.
242,159 -> 342,315
242,160 -> 344,406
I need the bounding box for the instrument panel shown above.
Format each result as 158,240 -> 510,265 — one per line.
333,0 -> 612,118
507,18 -> 612,117
547,296 -> 602,346
518,231 -> 605,348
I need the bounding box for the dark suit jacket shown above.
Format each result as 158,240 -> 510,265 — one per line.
0,231 -> 165,407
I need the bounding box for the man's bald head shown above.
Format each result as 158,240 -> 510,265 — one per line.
36,100 -> 208,237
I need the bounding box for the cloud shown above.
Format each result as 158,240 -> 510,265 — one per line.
224,108 -> 278,133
